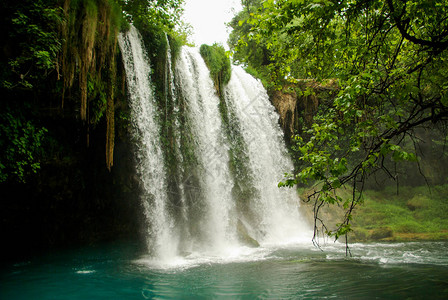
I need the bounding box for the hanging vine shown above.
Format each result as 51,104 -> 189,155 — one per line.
60,0 -> 122,169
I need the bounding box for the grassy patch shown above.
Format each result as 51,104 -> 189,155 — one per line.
351,185 -> 448,242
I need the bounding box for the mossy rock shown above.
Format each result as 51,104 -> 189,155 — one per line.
351,228 -> 369,242
237,219 -> 260,248
369,227 -> 393,240
406,195 -> 431,211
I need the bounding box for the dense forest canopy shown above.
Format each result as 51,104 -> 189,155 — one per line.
229,0 -> 448,243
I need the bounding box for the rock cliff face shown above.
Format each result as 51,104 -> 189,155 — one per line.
271,89 -> 300,145
270,81 -> 337,146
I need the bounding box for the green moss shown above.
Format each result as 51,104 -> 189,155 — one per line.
199,43 -> 231,96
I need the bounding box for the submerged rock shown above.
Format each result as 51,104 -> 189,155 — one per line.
237,219 -> 260,248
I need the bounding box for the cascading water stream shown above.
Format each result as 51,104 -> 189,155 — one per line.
118,26 -> 178,260
164,34 -> 190,245
175,47 -> 237,253
224,66 -> 310,245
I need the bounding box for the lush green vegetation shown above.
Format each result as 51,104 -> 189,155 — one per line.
352,185 -> 448,241
229,0 -> 448,243
199,43 -> 232,95
1,0 -> 62,183
119,0 -> 184,32
0,0 -> 188,182
300,184 -> 448,242
228,0 -> 272,88
0,107 -> 47,183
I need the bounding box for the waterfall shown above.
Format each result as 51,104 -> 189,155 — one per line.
175,47 -> 237,253
224,66 -> 310,244
118,26 -> 178,259
119,25 -> 309,262
164,34 -> 191,252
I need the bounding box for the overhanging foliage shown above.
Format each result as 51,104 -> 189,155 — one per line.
230,0 -> 448,248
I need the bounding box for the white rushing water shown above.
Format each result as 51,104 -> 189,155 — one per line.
175,47 -> 237,253
165,34 -> 190,244
119,25 -> 311,266
118,25 -> 178,260
224,66 -> 310,245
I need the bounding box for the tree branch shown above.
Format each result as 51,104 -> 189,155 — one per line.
386,0 -> 448,51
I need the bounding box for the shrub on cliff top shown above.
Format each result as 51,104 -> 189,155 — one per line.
199,43 -> 231,93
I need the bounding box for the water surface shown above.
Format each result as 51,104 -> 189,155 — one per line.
1,241 -> 447,299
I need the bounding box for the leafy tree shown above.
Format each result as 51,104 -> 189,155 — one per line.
0,0 -> 62,183
231,0 -> 448,247
120,0 -> 184,31
0,0 -> 62,90
227,0 -> 273,87
0,107 -> 47,183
